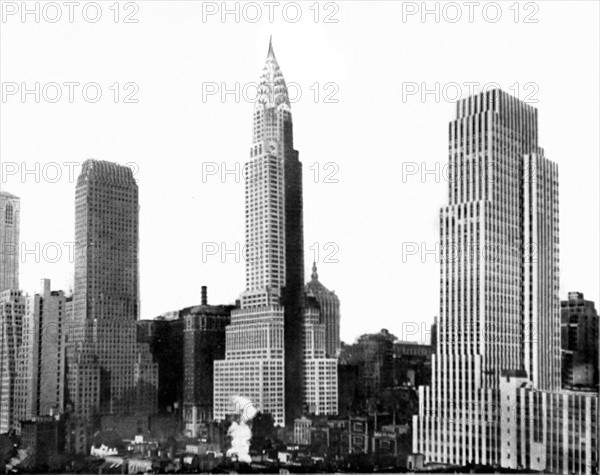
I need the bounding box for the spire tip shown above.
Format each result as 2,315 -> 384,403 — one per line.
267,35 -> 274,57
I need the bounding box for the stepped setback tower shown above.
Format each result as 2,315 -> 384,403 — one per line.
413,90 -> 597,475
214,39 -> 337,427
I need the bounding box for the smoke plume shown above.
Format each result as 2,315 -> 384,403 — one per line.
226,396 -> 258,463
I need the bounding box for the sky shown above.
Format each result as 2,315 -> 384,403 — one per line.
1,1 -> 598,345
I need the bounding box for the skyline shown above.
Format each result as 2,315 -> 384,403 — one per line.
1,2 -> 599,344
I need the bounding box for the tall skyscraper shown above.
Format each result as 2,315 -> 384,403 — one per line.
413,90 -> 562,466
66,160 -> 157,427
306,262 -> 341,358
0,191 -> 20,293
15,279 -> 67,430
0,289 -> 26,433
214,39 -> 337,427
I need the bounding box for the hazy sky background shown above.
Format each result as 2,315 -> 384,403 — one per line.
1,1 -> 598,344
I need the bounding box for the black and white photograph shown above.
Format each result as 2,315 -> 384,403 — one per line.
0,1 -> 599,473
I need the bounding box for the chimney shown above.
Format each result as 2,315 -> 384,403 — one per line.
201,286 -> 207,306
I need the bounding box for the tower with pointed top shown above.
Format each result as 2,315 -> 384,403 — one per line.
306,262 -> 341,358
214,39 -> 303,427
214,39 -> 337,427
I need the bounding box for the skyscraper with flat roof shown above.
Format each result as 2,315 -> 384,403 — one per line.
413,90 -> 562,467
15,279 -> 67,431
66,160 -> 157,431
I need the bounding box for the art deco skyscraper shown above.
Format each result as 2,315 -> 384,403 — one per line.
214,39 -> 337,427
66,160 -> 157,425
0,191 -> 20,293
413,90 -> 561,466
214,39 -> 299,427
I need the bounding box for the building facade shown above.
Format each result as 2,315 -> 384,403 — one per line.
0,191 -> 20,294
0,289 -> 26,432
302,300 -> 338,416
413,90 -> 566,468
137,314 -> 184,415
182,287 -> 233,435
561,292 -> 598,390
500,371 -> 598,474
14,279 -> 67,431
213,39 -> 337,427
305,262 -> 341,358
340,329 -> 395,402
66,160 -> 157,428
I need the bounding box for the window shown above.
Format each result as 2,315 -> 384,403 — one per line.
5,203 -> 13,224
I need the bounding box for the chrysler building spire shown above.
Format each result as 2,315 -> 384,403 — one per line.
255,37 -> 290,110
268,34 -> 274,57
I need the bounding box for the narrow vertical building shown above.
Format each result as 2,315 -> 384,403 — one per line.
302,297 -> 338,416
0,191 -> 20,293
183,286 -> 233,436
137,314 -> 184,415
561,292 -> 599,390
0,289 -> 26,433
214,39 -> 337,428
66,160 -> 157,435
15,279 -> 67,431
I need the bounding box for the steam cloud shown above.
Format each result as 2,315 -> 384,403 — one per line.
226,395 -> 258,464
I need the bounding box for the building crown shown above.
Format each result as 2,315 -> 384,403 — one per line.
254,36 -> 290,111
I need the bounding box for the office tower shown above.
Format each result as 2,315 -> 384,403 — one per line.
214,39 -> 336,427
413,90 -> 562,466
66,160 -> 157,425
0,289 -> 26,432
14,279 -> 66,430
302,297 -> 338,415
182,287 -> 234,436
306,262 -> 341,358
561,292 -> 599,389
0,191 -> 20,293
